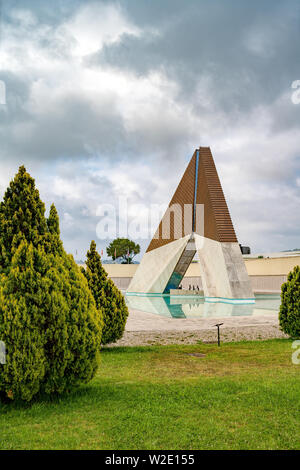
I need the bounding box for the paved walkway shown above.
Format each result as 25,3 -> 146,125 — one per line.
105,308 -> 287,347
125,308 -> 279,331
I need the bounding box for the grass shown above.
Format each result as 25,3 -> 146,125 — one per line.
0,339 -> 299,450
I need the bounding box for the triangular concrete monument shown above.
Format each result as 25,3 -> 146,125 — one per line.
127,147 -> 254,301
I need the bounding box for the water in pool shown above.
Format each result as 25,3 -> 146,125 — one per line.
125,294 -> 280,319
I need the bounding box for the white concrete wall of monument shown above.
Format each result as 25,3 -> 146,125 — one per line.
127,236 -> 191,294
87,255 -> 300,293
125,234 -> 253,299
193,234 -> 253,299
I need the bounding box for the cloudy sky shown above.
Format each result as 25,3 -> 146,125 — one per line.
0,0 -> 299,260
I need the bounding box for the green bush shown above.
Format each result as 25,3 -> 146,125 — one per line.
0,167 -> 102,401
279,265 -> 300,338
82,241 -> 129,345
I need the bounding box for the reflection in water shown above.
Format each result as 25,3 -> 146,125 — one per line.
125,294 -> 280,319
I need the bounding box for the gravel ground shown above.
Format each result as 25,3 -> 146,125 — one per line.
105,308 -> 288,347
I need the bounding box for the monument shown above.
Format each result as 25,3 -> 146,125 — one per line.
127,147 -> 254,302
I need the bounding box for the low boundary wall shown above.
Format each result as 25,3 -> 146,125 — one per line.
109,274 -> 286,293
83,256 -> 299,293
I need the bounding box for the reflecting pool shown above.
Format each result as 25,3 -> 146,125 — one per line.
125,293 -> 280,319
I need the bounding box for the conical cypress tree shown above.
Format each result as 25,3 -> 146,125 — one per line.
44,202 -> 102,395
39,253 -> 102,396
0,167 -> 102,401
82,241 -> 129,345
279,266 -> 300,338
0,165 -> 47,272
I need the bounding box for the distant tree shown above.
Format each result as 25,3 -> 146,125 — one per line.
82,241 -> 129,345
106,238 -> 140,264
0,167 -> 102,401
279,266 -> 300,338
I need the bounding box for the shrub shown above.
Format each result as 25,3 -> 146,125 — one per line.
0,167 -> 102,401
82,241 -> 129,345
279,265 -> 300,338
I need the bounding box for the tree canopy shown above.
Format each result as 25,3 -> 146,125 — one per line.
106,238 -> 140,264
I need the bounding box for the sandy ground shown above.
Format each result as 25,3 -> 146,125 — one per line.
105,308 -> 287,347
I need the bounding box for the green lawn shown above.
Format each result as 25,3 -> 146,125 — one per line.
0,339 -> 299,450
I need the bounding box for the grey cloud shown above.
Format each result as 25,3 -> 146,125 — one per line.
0,88 -> 127,161
93,0 -> 300,113
0,0 -> 300,254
